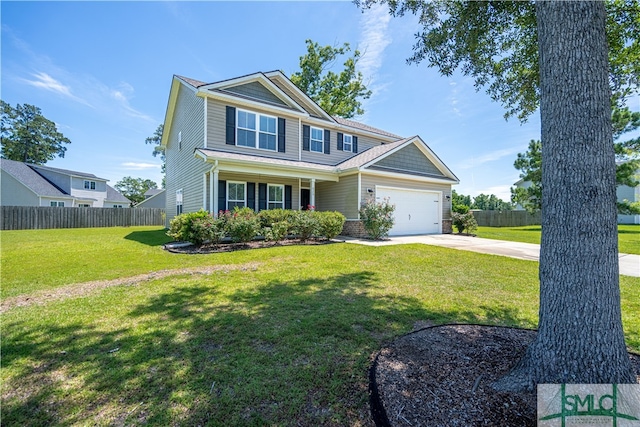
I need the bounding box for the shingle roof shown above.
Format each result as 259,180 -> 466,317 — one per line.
332,116 -> 403,139
106,185 -> 131,203
0,158 -> 68,197
30,164 -> 106,181
197,148 -> 336,172
175,75 -> 209,88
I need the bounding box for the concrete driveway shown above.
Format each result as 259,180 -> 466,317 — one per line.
342,234 -> 640,277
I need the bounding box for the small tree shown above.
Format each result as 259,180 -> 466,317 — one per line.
115,176 -> 158,205
451,212 -> 478,235
359,197 -> 395,240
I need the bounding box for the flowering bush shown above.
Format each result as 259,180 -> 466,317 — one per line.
223,207 -> 262,243
359,197 -> 395,240
451,211 -> 478,235
167,209 -> 212,244
290,210 -> 321,242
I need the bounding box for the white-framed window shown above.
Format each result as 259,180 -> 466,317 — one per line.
176,189 -> 183,215
178,131 -> 182,150
78,204 -> 91,208
237,109 -> 277,151
50,201 -> 65,207
267,184 -> 284,210
227,182 -> 246,210
343,134 -> 353,152
310,127 -> 324,153
112,205 -> 124,208
84,180 -> 96,190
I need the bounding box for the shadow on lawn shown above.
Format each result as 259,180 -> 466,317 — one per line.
2,272 -> 529,426
124,228 -> 172,247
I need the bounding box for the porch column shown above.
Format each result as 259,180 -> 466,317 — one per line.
310,179 -> 316,209
212,169 -> 219,217
209,170 -> 215,214
202,173 -> 207,210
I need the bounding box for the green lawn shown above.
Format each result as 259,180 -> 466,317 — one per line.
1,227 -> 638,426
476,224 -> 640,255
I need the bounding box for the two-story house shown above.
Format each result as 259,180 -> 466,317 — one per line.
161,71 -> 459,236
0,159 -> 130,208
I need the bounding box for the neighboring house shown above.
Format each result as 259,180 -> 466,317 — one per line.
513,176 -> 640,224
0,159 -> 130,208
135,188 -> 166,208
161,71 -> 459,236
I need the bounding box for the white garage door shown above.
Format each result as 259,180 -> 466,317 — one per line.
376,187 -> 441,236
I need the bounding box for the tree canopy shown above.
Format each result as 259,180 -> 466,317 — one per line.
114,176 -> 158,205
290,39 -> 372,118
1,101 -> 71,165
145,124 -> 165,188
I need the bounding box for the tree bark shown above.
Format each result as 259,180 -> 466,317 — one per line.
494,0 -> 636,392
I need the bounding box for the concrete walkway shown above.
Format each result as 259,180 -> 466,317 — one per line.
342,234 -> 640,277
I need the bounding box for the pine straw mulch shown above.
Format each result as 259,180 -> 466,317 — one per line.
163,238 -> 338,254
370,323 -> 640,427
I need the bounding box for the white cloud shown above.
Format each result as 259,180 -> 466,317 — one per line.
122,162 -> 160,170
108,82 -> 155,122
22,72 -> 93,107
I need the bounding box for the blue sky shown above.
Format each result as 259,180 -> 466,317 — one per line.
1,1 -> 543,201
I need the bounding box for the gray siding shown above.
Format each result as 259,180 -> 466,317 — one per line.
0,171 -> 40,206
165,84 -> 207,223
223,82 -> 288,106
373,144 -> 445,177
316,174 -> 359,219
360,173 -> 453,220
206,99 -> 301,162
299,128 -> 385,166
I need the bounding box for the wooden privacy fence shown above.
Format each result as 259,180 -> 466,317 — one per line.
472,210 -> 541,227
1,206 -> 166,230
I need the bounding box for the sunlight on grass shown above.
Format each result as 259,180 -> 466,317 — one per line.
1,227 -> 638,425
476,224 -> 640,255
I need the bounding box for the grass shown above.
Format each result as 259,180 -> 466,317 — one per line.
1,227 -> 638,426
476,224 -> 640,255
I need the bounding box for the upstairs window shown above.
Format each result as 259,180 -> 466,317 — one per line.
310,127 -> 324,153
343,134 -> 353,152
237,110 -> 256,148
84,180 -> 96,190
236,109 -> 277,151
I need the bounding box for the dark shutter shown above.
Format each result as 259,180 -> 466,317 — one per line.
324,130 -> 330,154
218,180 -> 227,212
247,182 -> 256,211
337,132 -> 344,151
258,183 -> 267,211
302,125 -> 310,151
285,185 -> 292,210
225,106 -> 236,145
277,118 -> 286,153
353,136 -> 358,153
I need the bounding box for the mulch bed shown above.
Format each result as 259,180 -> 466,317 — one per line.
164,238 -> 338,254
370,324 -> 640,427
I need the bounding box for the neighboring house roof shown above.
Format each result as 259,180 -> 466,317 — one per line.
135,189 -> 166,208
0,158 -> 69,198
144,188 -> 164,197
106,185 -> 131,203
30,163 -> 107,181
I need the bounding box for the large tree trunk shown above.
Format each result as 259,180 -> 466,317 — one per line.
494,1 -> 636,392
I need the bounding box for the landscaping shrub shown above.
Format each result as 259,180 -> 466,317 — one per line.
263,221 -> 290,244
258,209 -> 295,229
191,216 -> 226,246
452,211 -> 478,235
224,207 -> 262,243
290,210 -> 321,242
167,210 -> 212,244
316,211 -> 346,240
359,197 -> 395,240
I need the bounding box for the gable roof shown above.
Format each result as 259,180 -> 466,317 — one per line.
30,163 -> 107,181
332,117 -> 403,140
0,158 -> 68,198
106,185 -> 131,203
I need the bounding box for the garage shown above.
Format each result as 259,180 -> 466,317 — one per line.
376,186 -> 441,235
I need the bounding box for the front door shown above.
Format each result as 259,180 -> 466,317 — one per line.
300,189 -> 310,210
